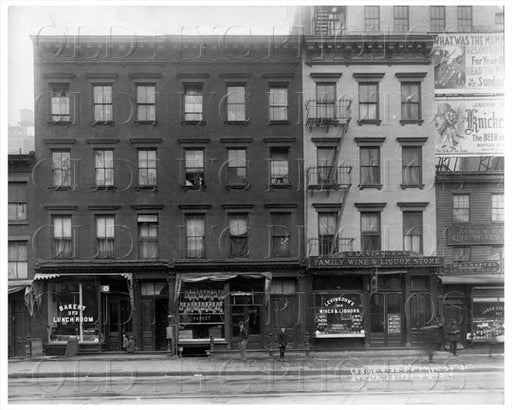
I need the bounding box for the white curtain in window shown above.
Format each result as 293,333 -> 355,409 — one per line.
319,214 -> 337,236
229,216 -> 247,236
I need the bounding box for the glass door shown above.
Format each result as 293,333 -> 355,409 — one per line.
370,293 -> 403,346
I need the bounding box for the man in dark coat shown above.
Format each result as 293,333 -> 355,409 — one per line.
278,328 -> 288,362
127,335 -> 135,355
447,319 -> 460,356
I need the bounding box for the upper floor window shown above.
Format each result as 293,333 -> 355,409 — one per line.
8,182 -> 27,222
457,6 -> 472,32
316,83 -> 336,118
53,216 -> 72,259
430,6 -> 446,32
322,6 -> 345,35
138,149 -> 157,187
51,84 -> 70,122
138,214 -> 158,259
271,212 -> 291,257
229,214 -> 248,257
402,146 -> 422,186
401,82 -> 421,121
394,6 -> 409,33
227,149 -> 247,185
268,87 -> 288,122
95,150 -> 114,187
185,149 -> 204,188
184,84 -> 203,122
227,85 -> 246,122
361,212 -> 381,251
318,212 -> 337,255
317,147 -> 336,184
403,211 -> 423,254
52,150 -> 71,188
136,85 -> 156,122
358,83 -> 379,121
364,6 -> 380,31
491,194 -> 504,221
186,215 -> 205,258
8,242 -> 28,279
453,194 -> 470,222
96,216 -> 115,258
495,12 -> 504,26
93,85 -> 113,122
270,147 -> 289,185
454,247 -> 471,262
360,147 -> 380,186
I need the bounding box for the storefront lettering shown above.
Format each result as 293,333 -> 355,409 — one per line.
179,301 -> 224,314
442,261 -> 501,275
53,316 -> 94,323
446,225 -> 503,245
308,256 -> 443,269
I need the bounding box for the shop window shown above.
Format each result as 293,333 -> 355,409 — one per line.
430,6 -> 446,32
184,84 -> 203,122
53,216 -> 73,258
318,212 -> 337,255
403,211 -> 423,254
51,84 -> 70,122
95,150 -> 114,187
229,214 -> 248,257
268,86 -> 288,122
136,85 -> 156,122
227,149 -> 247,185
47,281 -> 99,343
457,6 -> 472,32
96,216 -> 115,258
138,149 -> 157,187
361,212 -> 381,251
271,212 -> 291,257
491,194 -> 504,221
358,83 -> 379,121
186,215 -> 205,258
314,293 -> 364,337
270,147 -> 289,185
453,247 -> 471,262
472,288 -> 504,342
8,182 -> 27,222
401,82 -> 421,121
316,83 -> 336,119
402,146 -> 422,186
138,214 -> 158,259
364,6 -> 380,31
93,85 -> 113,122
184,149 -> 204,187
452,194 -> 470,222
226,85 -> 246,122
8,242 -> 28,279
52,150 -> 72,188
394,6 -> 409,33
360,147 -> 380,186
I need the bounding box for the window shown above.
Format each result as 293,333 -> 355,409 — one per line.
401,82 -> 421,121
52,150 -> 71,187
138,214 -> 158,259
430,6 -> 446,32
270,148 -> 289,185
490,246 -> 503,262
316,83 -> 336,119
317,147 -> 336,184
321,6 -> 345,35
457,6 -> 472,32
138,149 -> 157,187
51,84 -> 70,122
318,213 -> 337,255
229,214 -> 248,257
268,87 -> 288,121
495,12 -> 504,26
453,247 -> 471,262
271,213 -> 291,257
93,85 -> 113,122
403,212 -> 423,253
8,182 -> 27,222
185,150 -> 204,187
136,85 -> 156,122
8,242 -> 28,279
53,216 -> 73,258
95,150 -> 114,187
358,83 -> 379,121
227,85 -> 246,122
402,146 -> 422,186
453,194 -> 470,222
364,6 -> 380,31
96,216 -> 115,258
184,85 -> 203,122
491,194 -> 504,221
186,215 -> 205,258
227,149 -> 247,185
360,147 -> 380,185
361,212 -> 381,251
394,6 -> 409,33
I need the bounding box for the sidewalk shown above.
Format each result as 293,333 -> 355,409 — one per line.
9,350 -> 504,379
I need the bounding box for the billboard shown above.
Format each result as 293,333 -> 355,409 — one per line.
433,33 -> 504,93
434,96 -> 504,156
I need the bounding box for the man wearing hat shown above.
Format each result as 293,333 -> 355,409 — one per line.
447,319 -> 460,356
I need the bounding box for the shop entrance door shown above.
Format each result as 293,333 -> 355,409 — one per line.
10,300 -> 29,357
270,295 -> 297,347
370,293 -> 403,346
231,305 -> 262,349
141,297 -> 169,351
106,297 -> 132,351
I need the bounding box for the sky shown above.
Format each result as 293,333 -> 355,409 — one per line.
7,4 -> 297,125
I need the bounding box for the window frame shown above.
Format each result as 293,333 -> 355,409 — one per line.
228,213 -> 249,258
184,149 -> 205,188
138,214 -> 159,259
457,6 -> 473,32
453,246 -> 471,262
136,84 -> 156,122
8,182 -> 27,222
403,211 -> 423,254
183,84 -> 204,123
271,212 -> 291,257
359,146 -> 381,187
50,83 -> 71,123
8,241 -> 28,280
138,149 -> 157,187
52,216 -> 73,259
491,193 -> 504,222
358,82 -> 379,122
270,147 -> 290,186
268,86 -> 288,122
186,214 -> 206,259
227,149 -> 248,186
94,149 -> 114,188
400,81 -> 421,122
430,6 -> 446,32
401,146 -> 423,187
452,194 -> 470,223
394,6 -> 409,33
360,212 -> 381,251
226,85 -> 246,123
95,215 -> 115,259
364,6 -> 380,31
315,82 -> 336,119
51,150 -> 72,188
318,212 -> 338,255
92,84 -> 113,123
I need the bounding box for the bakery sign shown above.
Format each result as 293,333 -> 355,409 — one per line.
53,304 -> 94,323
446,224 -> 504,246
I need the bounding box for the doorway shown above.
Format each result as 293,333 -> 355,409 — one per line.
231,305 -> 262,349
369,293 -> 403,346
270,295 -> 298,347
10,299 -> 30,357
141,297 -> 169,351
105,296 -> 132,351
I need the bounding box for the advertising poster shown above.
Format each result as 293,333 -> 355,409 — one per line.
433,33 -> 504,93
434,97 -> 504,156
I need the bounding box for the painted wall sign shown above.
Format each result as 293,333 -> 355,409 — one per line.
433,33 -> 504,93
442,261 -> 502,275
446,224 -> 504,245
308,255 -> 443,269
434,97 -> 504,156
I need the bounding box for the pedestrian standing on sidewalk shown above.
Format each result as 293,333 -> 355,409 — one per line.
447,319 -> 460,356
127,335 -> 135,355
278,327 -> 288,362
122,333 -> 129,352
239,321 -> 248,362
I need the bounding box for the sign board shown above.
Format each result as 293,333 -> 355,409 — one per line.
434,97 -> 504,156
315,293 -> 364,337
446,224 -> 504,245
308,255 -> 443,269
433,33 -> 504,93
442,261 -> 502,275
387,314 -> 401,334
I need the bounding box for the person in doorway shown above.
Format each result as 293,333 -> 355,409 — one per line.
447,319 -> 460,356
122,333 -> 129,352
239,321 -> 248,362
278,327 -> 288,362
127,335 -> 135,355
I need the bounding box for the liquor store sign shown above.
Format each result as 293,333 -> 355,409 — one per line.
446,224 -> 503,246
308,251 -> 443,269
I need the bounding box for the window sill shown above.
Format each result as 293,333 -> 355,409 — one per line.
91,121 -> 115,125
47,120 -> 72,125
135,185 -> 158,191
400,119 -> 424,126
358,184 -> 382,190
357,119 -> 381,126
224,120 -> 249,125
92,185 -> 117,191
8,221 -> 29,225
270,183 -> 292,190
181,120 -> 206,126
182,184 -> 206,191
134,120 -> 158,126
96,257 -> 116,260
225,183 -> 249,190
400,184 -> 424,190
48,185 -> 73,191
267,120 -> 290,125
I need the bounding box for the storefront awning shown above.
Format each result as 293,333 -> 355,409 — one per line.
34,272 -> 133,280
440,274 -> 504,285
8,279 -> 33,294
